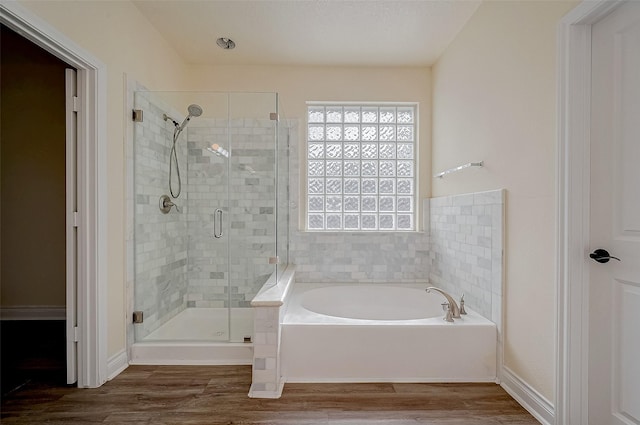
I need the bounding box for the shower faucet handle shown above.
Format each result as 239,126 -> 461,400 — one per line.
159,194 -> 180,214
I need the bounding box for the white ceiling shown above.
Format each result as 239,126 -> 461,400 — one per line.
132,1 -> 481,67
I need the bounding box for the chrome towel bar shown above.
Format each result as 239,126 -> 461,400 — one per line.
434,161 -> 484,179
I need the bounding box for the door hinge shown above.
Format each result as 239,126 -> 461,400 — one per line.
132,109 -> 144,122
133,311 -> 144,324
72,96 -> 79,112
73,211 -> 79,228
73,326 -> 80,342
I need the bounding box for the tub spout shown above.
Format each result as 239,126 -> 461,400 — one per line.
426,287 -> 461,320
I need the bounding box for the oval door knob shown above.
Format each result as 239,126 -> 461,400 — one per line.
589,248 -> 621,263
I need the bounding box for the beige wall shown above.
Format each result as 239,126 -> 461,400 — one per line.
1,25 -> 68,308
20,0 -> 191,357
431,0 -> 576,400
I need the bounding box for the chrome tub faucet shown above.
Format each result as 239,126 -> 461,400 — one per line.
426,287 -> 461,322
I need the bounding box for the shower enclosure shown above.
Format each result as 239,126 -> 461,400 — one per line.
130,90 -> 289,360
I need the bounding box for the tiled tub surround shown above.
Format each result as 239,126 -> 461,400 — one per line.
248,273 -> 497,399
290,232 -> 430,282
429,189 -> 504,325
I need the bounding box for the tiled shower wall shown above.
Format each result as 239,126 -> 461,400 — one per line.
133,90 -> 189,339
276,120 -> 290,276
186,119 -> 278,308
429,189 -> 504,321
287,124 -> 431,283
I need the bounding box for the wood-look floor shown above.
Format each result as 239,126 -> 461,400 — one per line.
1,365 -> 539,424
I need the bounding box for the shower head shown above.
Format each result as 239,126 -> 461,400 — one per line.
178,103 -> 203,131
187,104 -> 203,117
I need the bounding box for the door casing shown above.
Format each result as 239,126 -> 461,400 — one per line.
556,0 -> 626,423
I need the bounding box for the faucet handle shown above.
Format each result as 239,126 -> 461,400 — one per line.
444,304 -> 454,322
159,195 -> 181,214
459,293 -> 467,315
170,201 -> 182,213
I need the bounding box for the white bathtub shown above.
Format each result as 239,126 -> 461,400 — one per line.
282,283 -> 497,383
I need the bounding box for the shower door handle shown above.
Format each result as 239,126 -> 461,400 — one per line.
214,209 -> 223,238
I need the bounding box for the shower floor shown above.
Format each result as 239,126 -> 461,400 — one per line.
144,308 -> 253,342
130,307 -> 254,365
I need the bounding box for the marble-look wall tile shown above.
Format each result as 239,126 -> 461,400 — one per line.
133,90 -> 189,339
429,189 -> 504,322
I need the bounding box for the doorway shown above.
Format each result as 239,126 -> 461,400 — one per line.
0,24 -> 75,394
1,2 -> 108,388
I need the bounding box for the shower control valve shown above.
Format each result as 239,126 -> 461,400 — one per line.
159,194 -> 181,214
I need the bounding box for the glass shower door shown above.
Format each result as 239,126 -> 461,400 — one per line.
186,95 -> 231,341
227,93 -> 278,342
132,90 -> 283,346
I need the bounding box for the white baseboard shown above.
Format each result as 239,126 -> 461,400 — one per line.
0,306 -> 65,320
107,349 -> 129,380
500,366 -> 554,425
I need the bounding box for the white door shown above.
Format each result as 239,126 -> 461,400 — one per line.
589,1 -> 640,424
65,68 -> 78,385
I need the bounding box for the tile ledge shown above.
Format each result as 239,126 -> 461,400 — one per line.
250,266 -> 295,307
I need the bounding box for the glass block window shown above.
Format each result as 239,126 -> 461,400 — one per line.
306,104 -> 416,231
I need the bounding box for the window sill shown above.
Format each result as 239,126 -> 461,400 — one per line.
297,229 -> 426,235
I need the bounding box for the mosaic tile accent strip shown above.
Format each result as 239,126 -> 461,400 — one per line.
429,190 -> 504,323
